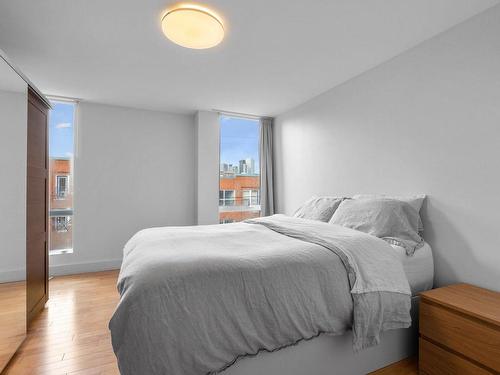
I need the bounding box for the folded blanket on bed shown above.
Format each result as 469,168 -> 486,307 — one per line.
109,215 -> 411,375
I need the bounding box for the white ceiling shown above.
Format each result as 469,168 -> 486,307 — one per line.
0,0 -> 497,116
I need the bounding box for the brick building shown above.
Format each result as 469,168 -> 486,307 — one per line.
49,157 -> 73,252
219,174 -> 260,223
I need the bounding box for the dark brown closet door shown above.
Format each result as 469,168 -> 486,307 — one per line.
26,87 -> 49,324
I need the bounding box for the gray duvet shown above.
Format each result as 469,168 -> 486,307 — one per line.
109,215 -> 411,375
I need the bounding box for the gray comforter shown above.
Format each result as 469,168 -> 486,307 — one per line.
109,215 -> 411,375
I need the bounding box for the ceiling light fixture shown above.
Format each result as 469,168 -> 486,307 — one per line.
161,4 -> 224,49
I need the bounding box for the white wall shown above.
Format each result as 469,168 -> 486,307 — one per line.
195,111 -> 220,225
50,102 -> 196,275
0,89 -> 27,282
274,6 -> 500,291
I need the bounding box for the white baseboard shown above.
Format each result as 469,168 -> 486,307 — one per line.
0,269 -> 25,283
49,259 -> 122,277
0,259 -> 122,282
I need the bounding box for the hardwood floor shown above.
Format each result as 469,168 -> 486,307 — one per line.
3,271 -> 120,375
368,357 -> 418,375
3,270 -> 419,375
0,281 -> 26,371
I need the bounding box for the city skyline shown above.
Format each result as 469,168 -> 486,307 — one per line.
220,157 -> 257,175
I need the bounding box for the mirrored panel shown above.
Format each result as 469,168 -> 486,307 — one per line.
0,56 -> 27,371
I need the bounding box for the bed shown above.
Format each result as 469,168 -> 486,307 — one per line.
109,210 -> 433,375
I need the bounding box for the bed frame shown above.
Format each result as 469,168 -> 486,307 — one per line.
222,296 -> 420,375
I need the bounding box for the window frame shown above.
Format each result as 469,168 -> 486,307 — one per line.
48,97 -> 78,255
218,114 -> 262,223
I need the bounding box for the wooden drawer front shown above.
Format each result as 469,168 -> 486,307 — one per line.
420,301 -> 500,372
419,338 -> 493,375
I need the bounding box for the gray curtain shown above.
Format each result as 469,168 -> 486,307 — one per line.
259,117 -> 274,216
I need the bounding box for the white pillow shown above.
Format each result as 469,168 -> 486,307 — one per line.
330,198 -> 424,255
352,194 -> 426,212
293,196 -> 344,222
352,194 -> 426,231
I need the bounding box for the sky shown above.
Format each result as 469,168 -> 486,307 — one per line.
49,101 -> 75,158
219,116 -> 260,170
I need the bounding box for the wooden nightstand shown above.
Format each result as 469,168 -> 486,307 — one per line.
419,284 -> 500,375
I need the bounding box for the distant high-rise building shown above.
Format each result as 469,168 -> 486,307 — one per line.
245,158 -> 255,174
237,158 -> 256,175
221,163 -> 241,173
239,159 -> 248,174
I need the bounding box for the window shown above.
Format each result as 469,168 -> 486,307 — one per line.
49,99 -> 76,255
219,190 -> 235,206
56,175 -> 69,198
242,189 -> 259,206
219,116 -> 261,223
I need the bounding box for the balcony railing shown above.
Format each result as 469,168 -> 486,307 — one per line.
219,205 -> 261,212
49,208 -> 73,255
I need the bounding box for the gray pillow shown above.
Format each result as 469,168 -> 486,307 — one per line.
352,194 -> 426,212
329,198 -> 424,255
293,196 -> 344,222
352,194 -> 426,232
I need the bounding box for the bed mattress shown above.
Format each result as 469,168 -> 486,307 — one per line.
391,242 -> 434,295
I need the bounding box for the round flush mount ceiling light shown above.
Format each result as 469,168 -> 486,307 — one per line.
161,4 -> 224,49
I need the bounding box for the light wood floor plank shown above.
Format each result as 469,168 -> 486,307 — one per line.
3,271 -> 121,375
368,356 -> 418,375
